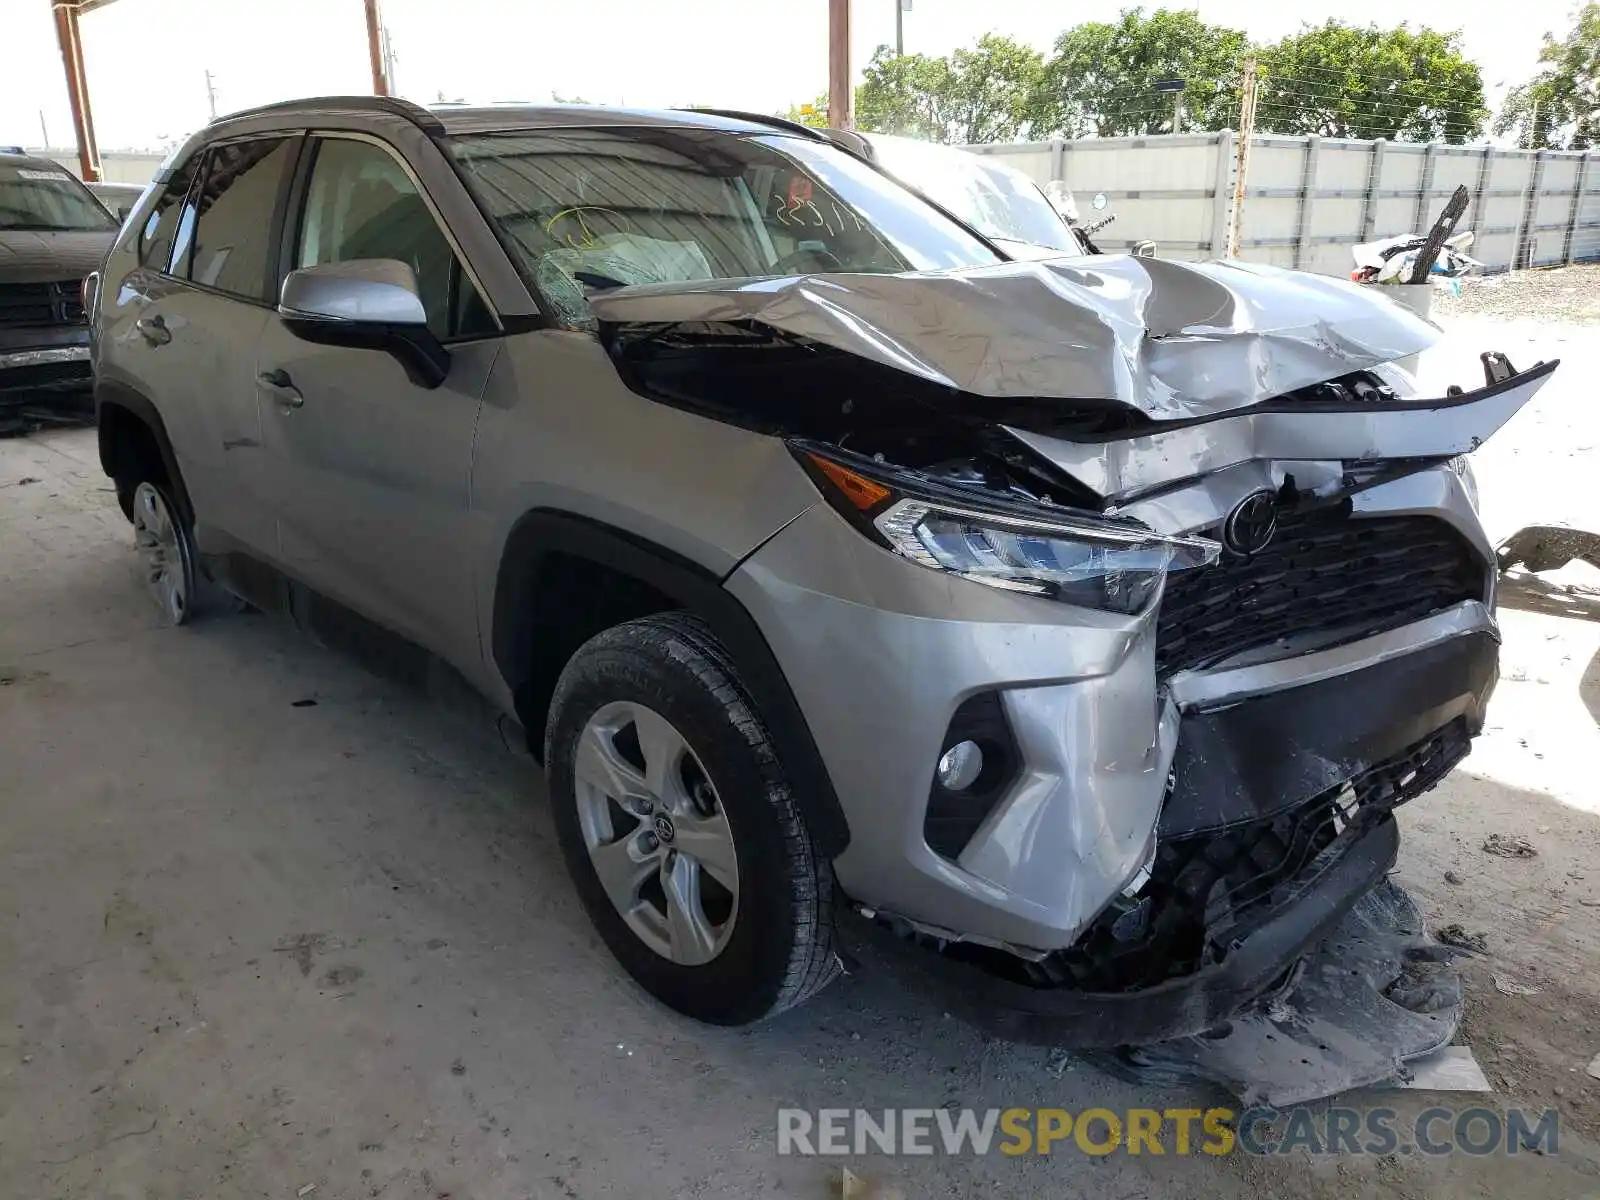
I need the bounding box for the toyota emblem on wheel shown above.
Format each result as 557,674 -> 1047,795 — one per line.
1223,491 -> 1279,555
652,813 -> 676,844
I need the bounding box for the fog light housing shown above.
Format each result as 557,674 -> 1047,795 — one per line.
936,740 -> 984,792
923,694 -> 1020,861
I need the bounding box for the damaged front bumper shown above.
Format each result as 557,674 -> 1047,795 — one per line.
730,459 -> 1499,1047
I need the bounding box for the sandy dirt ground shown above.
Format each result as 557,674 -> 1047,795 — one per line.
1,310 -> 1598,1198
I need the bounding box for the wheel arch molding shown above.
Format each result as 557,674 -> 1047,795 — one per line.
490,508 -> 851,858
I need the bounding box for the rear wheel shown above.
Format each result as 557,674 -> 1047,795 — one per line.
130,480 -> 197,626
545,613 -> 839,1024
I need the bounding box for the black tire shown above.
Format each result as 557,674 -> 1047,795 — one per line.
120,465 -> 244,621
545,612 -> 839,1024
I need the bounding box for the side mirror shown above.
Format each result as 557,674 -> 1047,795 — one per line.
1134,240 -> 1158,258
278,259 -> 450,389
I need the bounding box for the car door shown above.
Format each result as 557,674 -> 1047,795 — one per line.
109,136 -> 298,558
254,132 -> 500,669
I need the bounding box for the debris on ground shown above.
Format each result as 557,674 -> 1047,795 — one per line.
1433,262 -> 1600,324
1445,870 -> 1464,885
1436,924 -> 1489,954
1483,833 -> 1538,858
1387,1045 -> 1493,1092
1045,1047 -> 1073,1078
1493,974 -> 1543,997
1588,1053 -> 1600,1081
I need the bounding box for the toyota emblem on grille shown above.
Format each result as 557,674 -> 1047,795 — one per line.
1223,491 -> 1279,555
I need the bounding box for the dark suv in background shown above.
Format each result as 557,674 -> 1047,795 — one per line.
0,151 -> 117,426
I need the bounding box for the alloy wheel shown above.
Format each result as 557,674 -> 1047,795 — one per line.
572,701 -> 740,966
130,481 -> 190,625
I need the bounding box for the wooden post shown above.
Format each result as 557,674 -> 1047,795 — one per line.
828,0 -> 853,130
364,0 -> 389,96
51,1 -> 101,181
1226,58 -> 1258,258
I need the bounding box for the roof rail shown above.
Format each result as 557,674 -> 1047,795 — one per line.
215,95 -> 445,136
679,108 -> 827,141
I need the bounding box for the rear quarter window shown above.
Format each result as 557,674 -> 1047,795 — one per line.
138,155 -> 200,270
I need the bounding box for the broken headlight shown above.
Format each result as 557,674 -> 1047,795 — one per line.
797,445 -> 1219,614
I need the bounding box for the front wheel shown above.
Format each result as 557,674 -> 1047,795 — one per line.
545,613 -> 839,1024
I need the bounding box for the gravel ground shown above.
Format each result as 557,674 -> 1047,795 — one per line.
1433,263 -> 1600,325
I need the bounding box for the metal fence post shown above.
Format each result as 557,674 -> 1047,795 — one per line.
1359,138 -> 1387,240
1049,136 -> 1065,184
1563,152 -> 1592,265
1517,149 -> 1547,268
1471,144 -> 1494,257
1292,135 -> 1321,269
1413,143 -> 1437,233
1212,129 -> 1234,258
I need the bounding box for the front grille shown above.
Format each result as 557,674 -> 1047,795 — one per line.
0,280 -> 86,329
1155,502 -> 1483,676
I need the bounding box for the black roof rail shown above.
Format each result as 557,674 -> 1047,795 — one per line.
215,95 -> 445,136
679,108 -> 828,141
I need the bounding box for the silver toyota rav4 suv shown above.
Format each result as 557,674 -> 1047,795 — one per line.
89,98 -> 1553,1057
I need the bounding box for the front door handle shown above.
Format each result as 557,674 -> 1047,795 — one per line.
135,314 -> 171,346
257,368 -> 304,409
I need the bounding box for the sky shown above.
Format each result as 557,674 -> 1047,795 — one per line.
1,0 -> 1583,152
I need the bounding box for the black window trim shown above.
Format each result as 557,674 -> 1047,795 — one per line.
149,132 -> 306,311
282,128 -> 504,345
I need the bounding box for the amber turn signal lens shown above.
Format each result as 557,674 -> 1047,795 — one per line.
807,453 -> 892,510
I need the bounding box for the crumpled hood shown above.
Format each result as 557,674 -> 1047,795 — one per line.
0,230 -> 115,285
589,255 -> 1441,420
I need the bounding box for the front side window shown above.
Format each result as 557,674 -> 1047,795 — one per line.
0,161 -> 117,232
445,127 -> 1001,325
292,137 -> 493,339
181,137 -> 295,301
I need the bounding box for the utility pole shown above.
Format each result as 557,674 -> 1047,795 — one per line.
364,0 -> 390,96
828,0 -> 852,130
1226,57 -> 1258,258
204,69 -> 218,120
38,110 -> 49,149
381,23 -> 397,95
895,0 -> 908,56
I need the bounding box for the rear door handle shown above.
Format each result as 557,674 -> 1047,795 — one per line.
135,314 -> 171,345
257,368 -> 304,409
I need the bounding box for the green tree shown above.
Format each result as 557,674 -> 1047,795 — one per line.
780,94 -> 831,130
1494,4 -> 1600,149
1033,8 -> 1248,137
1256,22 -> 1488,142
855,34 -> 1044,144
855,49 -> 952,140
